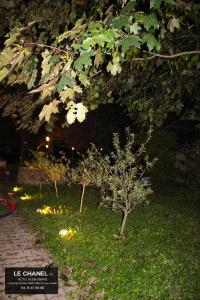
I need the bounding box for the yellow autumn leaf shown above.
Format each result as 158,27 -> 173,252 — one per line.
106,60 -> 122,76
66,101 -> 88,124
63,58 -> 73,71
0,67 -> 10,82
73,85 -> 82,93
71,70 -> 76,78
40,86 -> 54,101
94,48 -> 103,68
41,50 -> 51,80
39,100 -> 60,122
0,48 -> 16,67
66,109 -> 76,124
76,103 -> 88,123
60,87 -> 74,102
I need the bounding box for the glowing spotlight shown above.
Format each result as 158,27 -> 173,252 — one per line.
72,147 -> 75,151
20,194 -> 33,200
45,144 -> 49,149
37,206 -> 53,215
13,186 -> 23,192
58,228 -> 77,239
37,205 -> 70,215
45,136 -> 50,142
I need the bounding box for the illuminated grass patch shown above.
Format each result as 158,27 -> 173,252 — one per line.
58,228 -> 77,240
17,184 -> 200,299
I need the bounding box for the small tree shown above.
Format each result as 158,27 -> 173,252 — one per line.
98,129 -> 155,238
72,146 -> 100,213
26,152 -> 70,198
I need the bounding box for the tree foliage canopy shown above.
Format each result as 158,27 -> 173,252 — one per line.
0,0 -> 199,131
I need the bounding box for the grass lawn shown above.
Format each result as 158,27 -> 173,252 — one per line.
15,183 -> 200,299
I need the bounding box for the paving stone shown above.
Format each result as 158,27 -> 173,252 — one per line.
0,214 -> 67,300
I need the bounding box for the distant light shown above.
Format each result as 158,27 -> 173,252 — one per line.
45,144 -> 49,149
45,136 -> 50,142
72,147 -> 75,151
13,186 -> 22,192
100,148 -> 103,151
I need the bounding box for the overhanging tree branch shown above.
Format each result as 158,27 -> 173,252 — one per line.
25,42 -> 70,56
146,50 -> 200,59
132,50 -> 200,61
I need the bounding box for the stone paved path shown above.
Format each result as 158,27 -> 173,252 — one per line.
0,213 -> 67,300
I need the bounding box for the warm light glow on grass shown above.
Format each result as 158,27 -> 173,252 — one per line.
13,186 -> 23,192
58,228 -> 77,239
20,194 -> 33,200
37,206 -> 54,215
36,205 -> 68,215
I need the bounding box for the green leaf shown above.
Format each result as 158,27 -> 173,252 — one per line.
78,73 -> 90,87
65,73 -> 76,87
116,35 -> 142,52
99,29 -> 116,49
56,72 -> 75,92
143,33 -> 161,51
56,75 -> 67,93
150,0 -> 161,9
136,14 -> 159,31
74,50 -> 95,70
93,33 -> 110,47
28,56 -> 38,71
109,16 -> 131,30
122,1 -> 137,13
49,55 -> 61,64
81,31 -> 115,49
165,0 -> 174,5
82,37 -> 95,49
88,22 -> 103,34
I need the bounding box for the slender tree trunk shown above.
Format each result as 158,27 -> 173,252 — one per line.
120,210 -> 128,238
80,183 -> 86,213
54,181 -> 58,199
